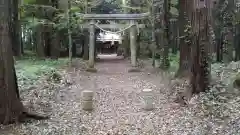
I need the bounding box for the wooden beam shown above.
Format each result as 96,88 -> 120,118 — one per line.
80,24 -> 145,29
75,12 -> 150,20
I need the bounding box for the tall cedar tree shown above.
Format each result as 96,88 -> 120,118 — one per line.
0,0 -> 48,124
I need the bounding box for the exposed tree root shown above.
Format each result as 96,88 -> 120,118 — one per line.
1,110 -> 49,125
18,110 -> 49,123
173,78 -> 192,107
174,70 -> 190,78
174,90 -> 192,107
174,95 -> 187,106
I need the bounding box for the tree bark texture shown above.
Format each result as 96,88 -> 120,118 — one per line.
0,0 -> 24,123
216,32 -> 223,62
36,25 -> 45,58
50,31 -> 60,59
176,0 -> 191,77
190,8 -> 210,94
11,0 -> 22,56
83,31 -> 89,60
161,0 -> 171,69
170,19 -> 178,54
235,24 -> 240,61
0,0 -> 49,124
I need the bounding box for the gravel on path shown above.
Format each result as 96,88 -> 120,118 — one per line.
0,56 -> 218,135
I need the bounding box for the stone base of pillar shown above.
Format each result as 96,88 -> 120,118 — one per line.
86,67 -> 97,73
128,67 -> 141,72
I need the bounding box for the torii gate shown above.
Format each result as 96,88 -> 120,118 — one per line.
76,12 -> 149,71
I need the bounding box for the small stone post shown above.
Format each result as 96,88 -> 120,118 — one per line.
88,20 -> 96,71
81,90 -> 94,110
142,89 -> 154,110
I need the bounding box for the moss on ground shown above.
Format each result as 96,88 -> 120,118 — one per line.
15,57 -> 68,90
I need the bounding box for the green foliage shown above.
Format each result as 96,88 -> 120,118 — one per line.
170,7 -> 178,16
70,6 -> 83,13
21,4 -> 58,19
54,10 -> 83,33
15,57 -> 68,89
23,0 -> 37,4
21,17 -> 51,31
23,0 -> 53,5
21,0 -> 86,36
169,52 -> 179,72
214,0 -> 236,35
170,0 -> 178,5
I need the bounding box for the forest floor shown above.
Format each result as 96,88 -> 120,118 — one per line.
1,54 -> 240,135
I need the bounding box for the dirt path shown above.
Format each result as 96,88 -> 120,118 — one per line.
0,55 -> 211,135
54,55 -> 171,134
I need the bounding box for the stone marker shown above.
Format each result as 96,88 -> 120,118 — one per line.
81,90 -> 94,110
142,89 -> 154,110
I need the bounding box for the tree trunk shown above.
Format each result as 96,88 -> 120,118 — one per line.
223,28 -> 234,63
80,35 -> 85,57
235,24 -> 240,61
83,31 -> 89,60
11,0 -> 22,56
174,2 -> 211,105
161,0 -> 170,69
36,25 -> 45,58
0,22 -> 24,124
191,8 -> 210,94
44,31 -> 51,56
170,19 -> 178,54
154,9 -> 164,66
0,0 -> 49,124
176,0 -> 191,77
216,32 -> 223,62
0,0 -> 24,124
50,31 -> 60,59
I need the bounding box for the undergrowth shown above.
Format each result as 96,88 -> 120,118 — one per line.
169,52 -> 179,72
195,62 -> 240,134
15,57 -> 68,90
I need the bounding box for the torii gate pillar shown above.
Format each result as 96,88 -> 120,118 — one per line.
130,20 -> 137,67
88,20 -> 95,69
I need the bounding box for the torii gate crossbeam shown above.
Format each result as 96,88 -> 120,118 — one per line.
75,12 -> 150,20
